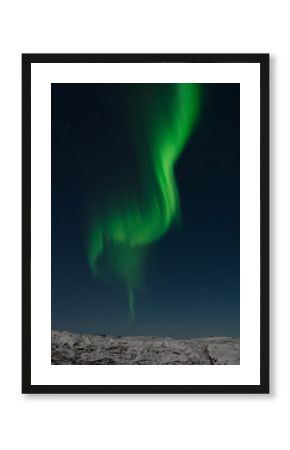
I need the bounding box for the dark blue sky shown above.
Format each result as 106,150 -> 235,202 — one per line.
51,83 -> 240,338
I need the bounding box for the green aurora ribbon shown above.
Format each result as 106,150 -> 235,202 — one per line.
86,84 -> 201,317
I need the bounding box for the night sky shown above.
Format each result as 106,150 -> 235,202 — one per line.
51,83 -> 240,338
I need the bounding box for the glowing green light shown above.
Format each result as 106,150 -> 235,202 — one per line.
87,84 -> 201,316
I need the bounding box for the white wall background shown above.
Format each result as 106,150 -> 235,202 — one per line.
0,1 -> 287,449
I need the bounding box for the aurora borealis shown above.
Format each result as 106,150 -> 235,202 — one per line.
86,84 -> 201,316
52,83 -> 240,338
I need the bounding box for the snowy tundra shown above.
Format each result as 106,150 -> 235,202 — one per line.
51,330 -> 240,365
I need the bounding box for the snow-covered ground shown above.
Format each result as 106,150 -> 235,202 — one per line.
52,330 -> 240,365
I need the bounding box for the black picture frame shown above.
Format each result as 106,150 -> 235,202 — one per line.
22,53 -> 269,394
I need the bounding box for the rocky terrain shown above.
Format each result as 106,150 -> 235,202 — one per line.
51,330 -> 240,365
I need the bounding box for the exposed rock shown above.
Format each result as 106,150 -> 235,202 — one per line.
51,330 -> 240,365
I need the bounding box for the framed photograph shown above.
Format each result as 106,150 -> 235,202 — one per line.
22,53 -> 269,394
